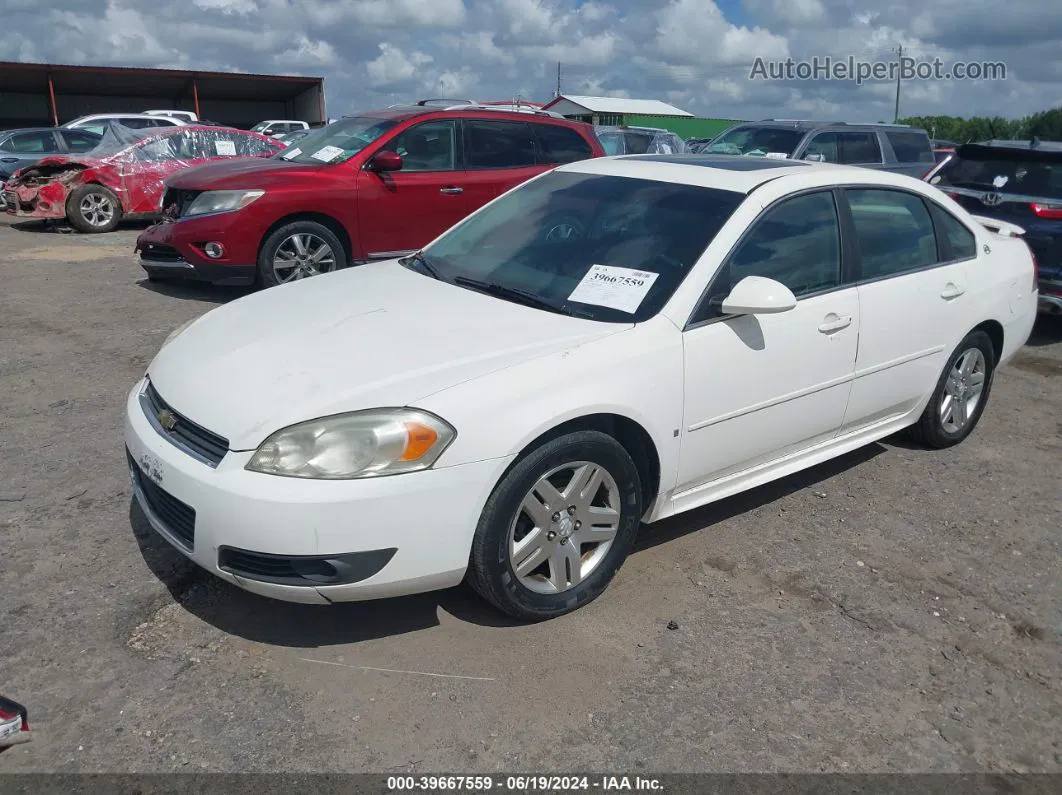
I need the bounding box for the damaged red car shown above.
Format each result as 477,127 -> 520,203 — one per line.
3,124 -> 282,233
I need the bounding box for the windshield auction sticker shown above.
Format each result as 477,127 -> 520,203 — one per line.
214,140 -> 237,156
311,145 -> 345,162
568,264 -> 660,313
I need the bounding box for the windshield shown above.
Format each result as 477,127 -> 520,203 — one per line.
595,127 -> 685,156
274,117 -> 399,165
416,171 -> 745,323
930,148 -> 1062,200
705,126 -> 804,157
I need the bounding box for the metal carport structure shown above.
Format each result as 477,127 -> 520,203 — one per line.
0,61 -> 325,130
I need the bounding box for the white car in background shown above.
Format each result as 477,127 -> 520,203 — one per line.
62,113 -> 187,136
251,120 -> 310,137
124,154 -> 1037,620
143,109 -> 198,123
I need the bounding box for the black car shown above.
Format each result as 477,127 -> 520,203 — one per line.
924,139 -> 1062,315
703,119 -> 935,177
0,126 -> 102,208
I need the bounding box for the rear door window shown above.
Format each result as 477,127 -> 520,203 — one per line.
59,130 -> 102,152
464,120 -> 535,169
846,189 -> 940,279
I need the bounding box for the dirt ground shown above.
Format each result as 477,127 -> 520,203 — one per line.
1,216 -> 1060,775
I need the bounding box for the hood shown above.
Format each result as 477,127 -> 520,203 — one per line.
166,157 -> 328,190
147,262 -> 627,450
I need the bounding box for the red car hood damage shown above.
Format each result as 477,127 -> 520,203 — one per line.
165,157 -> 326,191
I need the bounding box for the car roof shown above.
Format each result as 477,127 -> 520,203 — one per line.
1,126 -> 90,136
555,153 -> 868,193
345,105 -> 585,126
970,139 -> 1062,152
730,119 -> 921,133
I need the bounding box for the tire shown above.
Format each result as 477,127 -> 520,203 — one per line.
467,430 -> 643,621
257,221 -> 345,288
66,184 -> 122,233
908,330 -> 996,449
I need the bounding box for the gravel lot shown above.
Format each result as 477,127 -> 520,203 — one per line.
1,216 -> 1061,775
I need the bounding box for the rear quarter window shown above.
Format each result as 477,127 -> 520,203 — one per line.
533,124 -> 593,164
886,131 -> 935,164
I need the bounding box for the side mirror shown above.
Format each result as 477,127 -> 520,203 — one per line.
720,276 -> 797,315
369,150 -> 403,172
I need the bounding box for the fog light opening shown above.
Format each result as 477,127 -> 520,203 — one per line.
203,242 -> 225,259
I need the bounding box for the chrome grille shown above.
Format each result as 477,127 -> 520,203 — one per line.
141,381 -> 229,467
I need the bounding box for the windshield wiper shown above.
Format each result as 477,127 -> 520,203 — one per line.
400,251 -> 442,280
452,277 -> 592,318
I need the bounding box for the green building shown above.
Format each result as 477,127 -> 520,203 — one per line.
540,94 -> 743,141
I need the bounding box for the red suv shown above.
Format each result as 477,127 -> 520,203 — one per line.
135,102 -> 605,287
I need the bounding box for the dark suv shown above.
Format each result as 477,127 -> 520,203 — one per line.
135,101 -> 604,288
924,139 -> 1062,315
703,119 -> 935,177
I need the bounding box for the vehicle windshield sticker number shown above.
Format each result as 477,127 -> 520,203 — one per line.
281,147 -> 302,160
568,264 -> 660,314
214,140 -> 237,156
764,151 -> 789,159
311,145 -> 345,162
993,175 -> 1009,188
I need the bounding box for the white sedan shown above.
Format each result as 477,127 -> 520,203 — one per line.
124,154 -> 1038,620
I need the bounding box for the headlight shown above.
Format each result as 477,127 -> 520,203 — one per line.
162,317 -> 196,348
185,189 -> 264,217
246,409 -> 456,479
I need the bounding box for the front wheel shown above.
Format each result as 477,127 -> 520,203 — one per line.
467,430 -> 643,621
257,221 -> 345,288
909,330 -> 996,449
66,184 -> 122,233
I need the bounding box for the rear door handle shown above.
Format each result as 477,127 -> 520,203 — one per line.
818,314 -> 852,334
941,283 -> 965,299
439,186 -> 463,195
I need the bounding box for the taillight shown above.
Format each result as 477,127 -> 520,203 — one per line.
1030,203 -> 1062,220
1025,241 -> 1038,292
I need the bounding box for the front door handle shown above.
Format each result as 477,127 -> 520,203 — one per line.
941,283 -> 965,300
818,314 -> 852,334
439,186 -> 463,195
0,158 -> 18,164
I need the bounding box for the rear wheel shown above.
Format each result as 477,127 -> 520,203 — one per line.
257,221 -> 344,288
909,330 -> 995,449
66,184 -> 122,233
467,431 -> 643,621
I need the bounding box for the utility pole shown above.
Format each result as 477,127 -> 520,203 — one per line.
555,62 -> 561,98
893,44 -> 903,123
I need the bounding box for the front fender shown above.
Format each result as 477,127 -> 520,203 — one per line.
419,317 -> 685,505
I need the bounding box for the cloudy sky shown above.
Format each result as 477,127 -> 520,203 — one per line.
2,0 -> 1059,122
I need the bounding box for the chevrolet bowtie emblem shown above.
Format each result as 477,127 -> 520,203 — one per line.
157,409 -> 178,432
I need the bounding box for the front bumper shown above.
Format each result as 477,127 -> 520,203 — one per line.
136,216 -> 259,286
124,378 -> 511,604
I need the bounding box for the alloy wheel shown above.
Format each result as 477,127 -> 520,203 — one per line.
79,193 -> 115,228
940,347 -> 987,433
272,233 -> 337,283
508,461 -> 621,594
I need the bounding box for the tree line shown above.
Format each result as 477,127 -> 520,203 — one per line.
898,107 -> 1062,143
